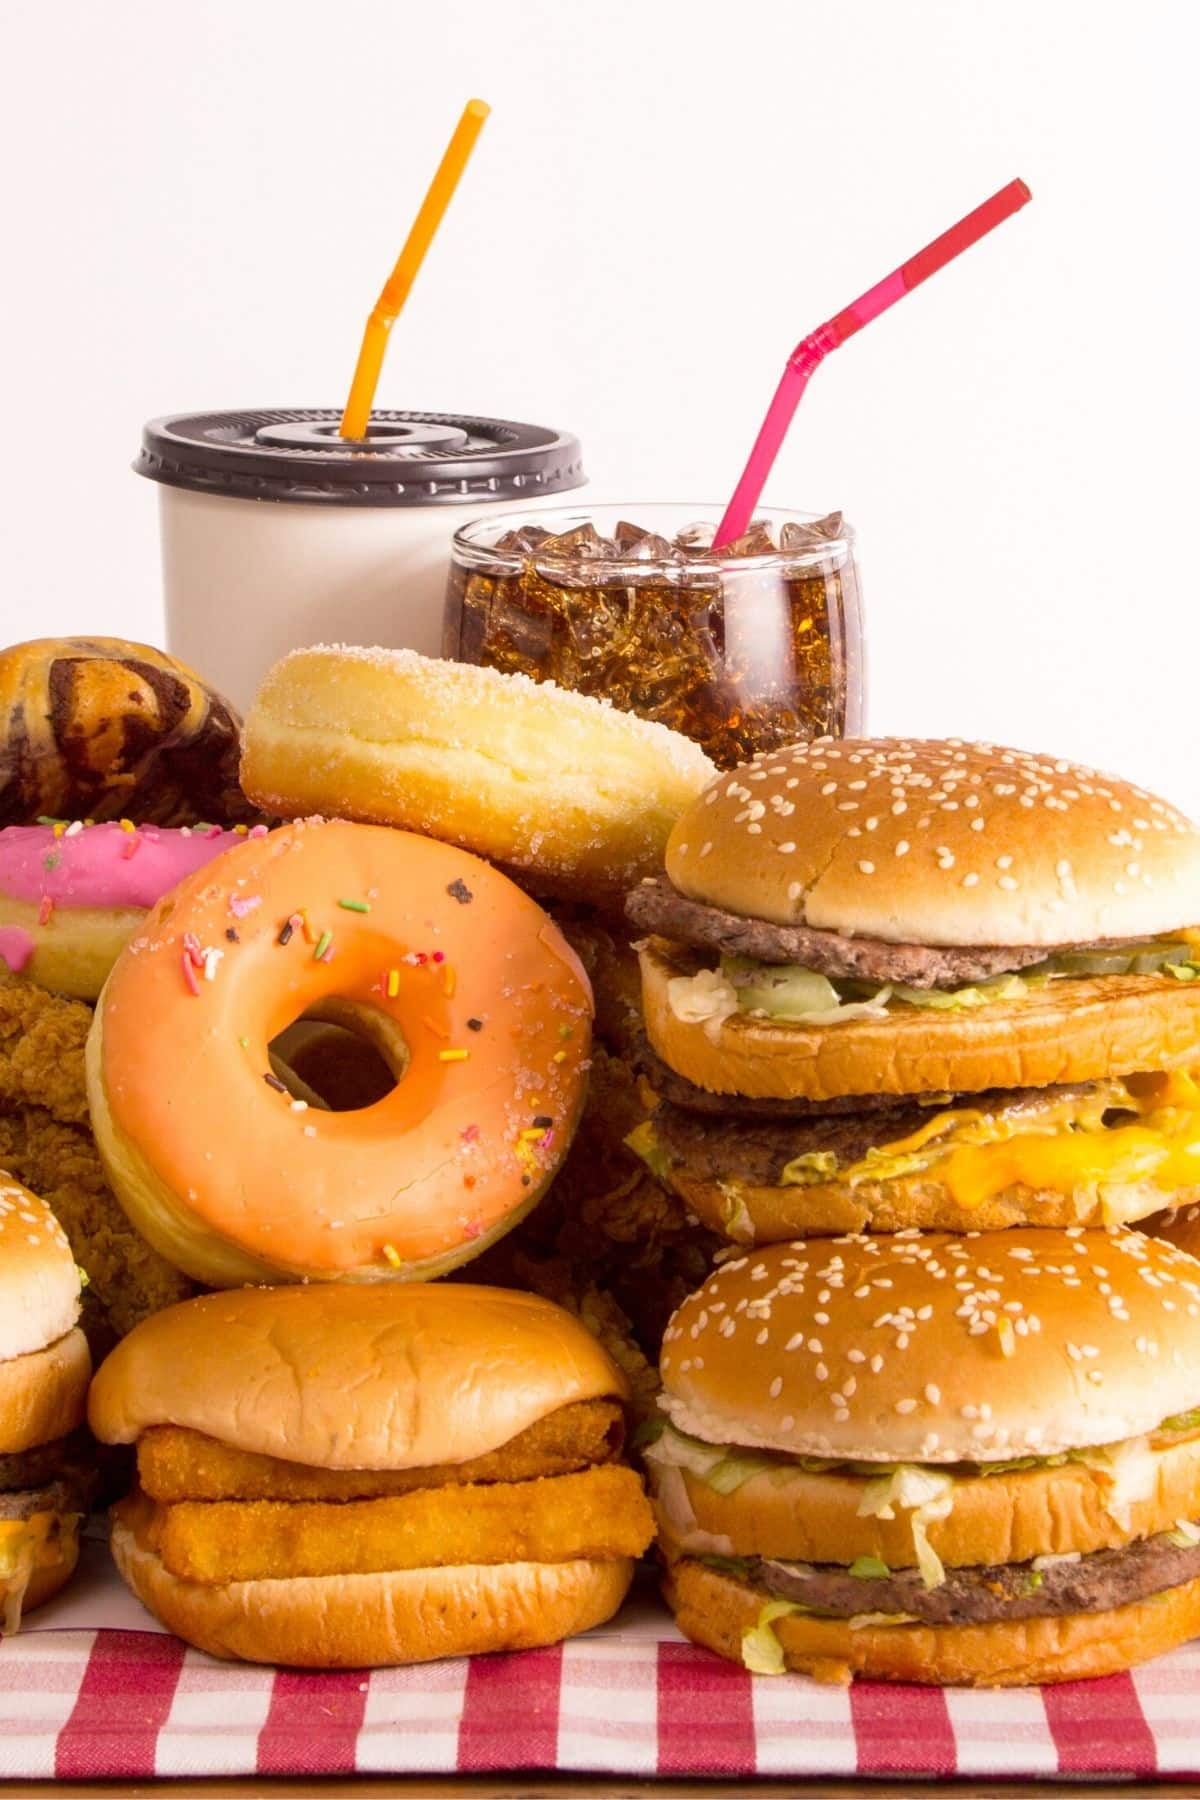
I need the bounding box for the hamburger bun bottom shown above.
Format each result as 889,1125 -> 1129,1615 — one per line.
670,1164 -> 1178,1244
2,1521 -> 81,1632
666,1557 -> 1200,1687
0,1328 -> 91,1454
111,1519 -> 633,1667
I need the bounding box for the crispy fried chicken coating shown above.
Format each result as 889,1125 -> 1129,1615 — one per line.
0,974 -> 191,1343
469,1041 -> 719,1375
122,1464 -> 655,1584
138,1400 -> 626,1503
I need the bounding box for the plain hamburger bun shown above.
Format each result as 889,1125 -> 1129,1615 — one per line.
667,738 -> 1200,947
89,1283 -> 630,1467
639,936 -> 1200,1101
659,1228 -> 1200,1464
664,1557 -> 1200,1687
111,1515 -> 633,1668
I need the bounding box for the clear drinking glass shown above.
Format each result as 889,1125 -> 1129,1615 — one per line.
441,503 -> 864,768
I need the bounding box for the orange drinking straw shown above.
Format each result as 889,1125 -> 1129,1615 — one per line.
339,99 -> 491,440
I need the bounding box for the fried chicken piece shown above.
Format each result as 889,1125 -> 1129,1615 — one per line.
0,974 -> 93,1126
138,1401 -> 626,1503
549,904 -> 644,1057
122,1465 -> 655,1584
0,974 -> 191,1342
480,1043 -> 720,1365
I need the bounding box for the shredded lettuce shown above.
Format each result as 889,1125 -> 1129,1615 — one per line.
698,1553 -> 757,1579
705,1450 -> 782,1495
741,1600 -> 806,1675
857,1467 -> 954,1589
623,1120 -> 673,1183
665,939 -> 1200,1036
717,1182 -> 756,1245
1168,1520 -> 1200,1547
1161,1409 -> 1200,1434
780,1150 -> 841,1186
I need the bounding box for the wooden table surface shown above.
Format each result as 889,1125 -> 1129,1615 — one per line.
6,1781 -> 1200,1798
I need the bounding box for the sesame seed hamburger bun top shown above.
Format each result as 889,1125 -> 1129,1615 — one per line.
660,1228 -> 1200,1465
0,1180 -> 81,1363
1151,1203 -> 1200,1265
666,738 -> 1200,948
88,1283 -> 631,1470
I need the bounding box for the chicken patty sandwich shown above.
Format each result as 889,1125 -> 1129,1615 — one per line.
88,1283 -> 655,1666
0,1178 -> 92,1633
645,1227 -> 1200,1686
627,738 -> 1200,1242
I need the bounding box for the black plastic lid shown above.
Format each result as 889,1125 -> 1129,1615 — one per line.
135,408 -> 585,508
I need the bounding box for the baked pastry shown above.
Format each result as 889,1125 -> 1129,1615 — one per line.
0,637 -> 256,827
240,645 -> 716,905
87,817 -> 594,1287
0,821 -> 254,1000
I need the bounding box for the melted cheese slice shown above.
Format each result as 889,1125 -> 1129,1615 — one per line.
848,1070 -> 1200,1212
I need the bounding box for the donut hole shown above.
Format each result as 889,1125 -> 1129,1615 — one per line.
269,1002 -> 405,1112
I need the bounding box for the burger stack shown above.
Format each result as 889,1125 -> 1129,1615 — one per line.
625,736 -> 1200,1683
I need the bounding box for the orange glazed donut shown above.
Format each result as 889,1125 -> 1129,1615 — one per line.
85,818 -> 593,1288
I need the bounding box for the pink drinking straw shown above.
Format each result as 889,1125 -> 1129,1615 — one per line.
713,178 -> 1032,547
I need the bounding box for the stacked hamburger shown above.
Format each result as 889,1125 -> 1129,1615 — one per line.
626,737 -> 1200,1683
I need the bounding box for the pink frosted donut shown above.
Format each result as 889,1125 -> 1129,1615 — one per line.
0,820 -> 257,1000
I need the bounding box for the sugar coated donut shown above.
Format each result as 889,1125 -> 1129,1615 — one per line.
86,817 -> 593,1288
240,646 -> 716,906
0,821 -> 255,1000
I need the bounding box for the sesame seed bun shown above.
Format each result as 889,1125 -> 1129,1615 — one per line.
651,1431 -> 1200,1570
659,1229 -> 1200,1464
1151,1203 -> 1200,1264
639,936 -> 1200,1101
0,1180 -> 82,1363
664,1557 -> 1200,1687
110,1516 -> 633,1668
664,1153 -> 1176,1243
668,738 -> 1200,947
88,1283 -> 630,1469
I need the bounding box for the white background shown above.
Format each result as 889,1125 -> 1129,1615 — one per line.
1,0 -> 1196,806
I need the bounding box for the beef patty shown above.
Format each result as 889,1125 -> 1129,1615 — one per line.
0,1475 -> 92,1522
0,1431 -> 91,1496
627,876 -> 1120,987
697,1527 -> 1200,1625
652,1084 -> 1109,1188
0,1433 -> 96,1523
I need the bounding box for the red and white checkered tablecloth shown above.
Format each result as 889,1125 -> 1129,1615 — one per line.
7,1625 -> 1200,1782
4,1543 -> 1200,1782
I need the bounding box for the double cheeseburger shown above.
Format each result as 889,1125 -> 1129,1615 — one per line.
626,738 -> 1200,1242
646,1227 -> 1200,1686
88,1283 -> 655,1666
0,1179 -> 92,1633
